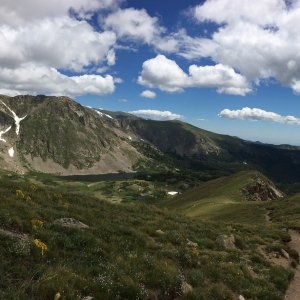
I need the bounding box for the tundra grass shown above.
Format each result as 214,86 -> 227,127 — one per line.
0,173 -> 296,300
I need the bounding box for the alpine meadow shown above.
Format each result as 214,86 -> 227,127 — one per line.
1,1 -> 300,300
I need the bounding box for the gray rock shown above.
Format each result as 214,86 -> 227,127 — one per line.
181,281 -> 193,294
281,249 -> 290,259
216,234 -> 236,249
187,239 -> 198,247
156,229 -> 164,235
53,218 -> 89,229
239,295 -> 246,300
0,229 -> 31,256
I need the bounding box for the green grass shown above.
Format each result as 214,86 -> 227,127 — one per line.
162,170 -> 282,224
0,173 -> 295,300
267,193 -> 300,229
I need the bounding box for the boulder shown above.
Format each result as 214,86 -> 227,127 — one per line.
216,234 -> 236,249
0,228 -> 31,256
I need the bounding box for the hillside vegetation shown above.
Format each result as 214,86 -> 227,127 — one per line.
0,172 -> 296,300
163,171 -> 283,222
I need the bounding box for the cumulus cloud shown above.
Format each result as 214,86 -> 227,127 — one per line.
129,109 -> 183,121
104,8 -> 162,44
0,0 -> 121,25
0,18 -> 116,71
219,107 -> 300,125
140,90 -> 157,99
138,55 -> 251,95
103,7 -> 178,53
0,64 -> 115,97
188,0 -> 300,93
0,0 -> 120,96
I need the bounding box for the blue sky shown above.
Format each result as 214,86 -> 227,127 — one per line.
1,0 -> 300,145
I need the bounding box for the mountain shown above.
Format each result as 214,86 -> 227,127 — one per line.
0,95 -> 144,175
0,95 -> 300,184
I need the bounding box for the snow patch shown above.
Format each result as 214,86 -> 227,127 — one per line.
0,126 -> 12,143
167,191 -> 179,196
94,109 -> 114,119
8,147 -> 14,157
0,101 -> 27,135
103,113 -> 113,119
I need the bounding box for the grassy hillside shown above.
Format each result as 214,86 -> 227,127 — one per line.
163,171 -> 282,223
0,172 -> 296,300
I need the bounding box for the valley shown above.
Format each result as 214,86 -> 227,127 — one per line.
0,96 -> 300,299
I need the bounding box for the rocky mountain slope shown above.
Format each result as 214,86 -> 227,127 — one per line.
0,95 -> 143,174
0,95 -> 300,183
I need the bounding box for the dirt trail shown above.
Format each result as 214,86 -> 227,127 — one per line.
285,230 -> 300,300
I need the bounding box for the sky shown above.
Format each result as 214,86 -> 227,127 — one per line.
1,0 -> 300,145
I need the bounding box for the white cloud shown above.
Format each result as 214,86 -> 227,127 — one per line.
0,0 -> 121,25
104,8 -> 163,44
140,90 -> 157,99
103,7 -> 178,53
138,55 -> 251,95
0,0 -> 120,96
106,49 -> 116,66
188,0 -> 300,93
219,107 -> 300,125
129,109 -> 183,121
0,18 -> 116,71
0,64 -> 115,97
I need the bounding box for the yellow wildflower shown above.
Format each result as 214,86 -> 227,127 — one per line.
16,189 -> 25,198
30,184 -> 37,191
34,239 -> 48,256
31,219 -> 44,229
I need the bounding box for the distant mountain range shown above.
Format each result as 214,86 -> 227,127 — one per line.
0,95 -> 300,183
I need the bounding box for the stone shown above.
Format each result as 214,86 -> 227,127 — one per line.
187,239 -> 198,247
281,249 -> 290,259
216,234 -> 236,249
239,295 -> 246,300
181,281 -> 193,294
156,229 -> 164,235
0,228 -> 31,256
53,218 -> 89,229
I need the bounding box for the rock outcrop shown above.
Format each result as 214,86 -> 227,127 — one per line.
242,175 -> 284,201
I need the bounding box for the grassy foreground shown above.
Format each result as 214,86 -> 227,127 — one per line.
0,173 -> 297,300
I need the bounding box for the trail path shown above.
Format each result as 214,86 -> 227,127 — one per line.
285,230 -> 300,300
264,210 -> 300,300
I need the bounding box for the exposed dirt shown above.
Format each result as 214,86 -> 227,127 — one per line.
285,230 -> 300,300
